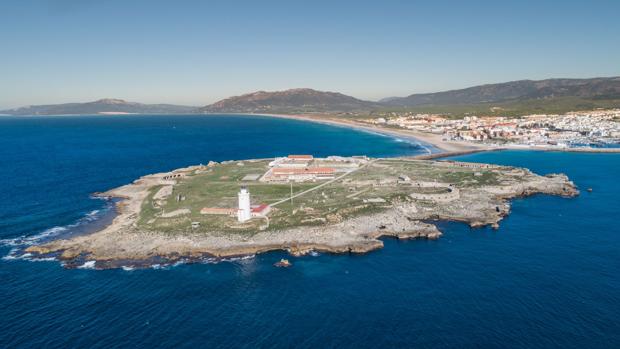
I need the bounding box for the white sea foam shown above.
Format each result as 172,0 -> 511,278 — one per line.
2,248 -> 19,260
193,254 -> 256,265
78,261 -> 96,269
222,255 -> 256,263
122,266 -> 135,271
28,257 -> 57,262
0,207 -> 110,249
361,130 -> 390,138
2,246 -> 60,262
386,134 -> 434,154
417,142 -> 433,154
2,248 -> 32,261
172,260 -> 187,267
396,137 -> 433,152
0,226 -> 68,247
200,258 -> 218,264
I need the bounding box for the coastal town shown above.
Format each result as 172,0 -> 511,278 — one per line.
363,109 -> 620,148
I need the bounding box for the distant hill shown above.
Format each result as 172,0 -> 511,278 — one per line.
198,88 -> 380,113
382,77 -> 620,107
1,99 -> 196,115
5,77 -> 620,117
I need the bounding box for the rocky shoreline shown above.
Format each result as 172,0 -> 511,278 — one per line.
25,157 -> 579,270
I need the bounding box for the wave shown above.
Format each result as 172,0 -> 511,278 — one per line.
417,142 -> 433,154
357,129 -> 392,138
1,202 -> 115,264
383,134 -> 433,154
399,138 -> 433,153
77,261 -> 96,269
0,206 -> 110,249
143,254 -> 257,270
395,137 -> 433,154
351,127 -> 430,153
2,248 -> 57,262
172,259 -> 188,267
229,254 -> 256,261
1,248 -> 20,260
0,226 -> 68,247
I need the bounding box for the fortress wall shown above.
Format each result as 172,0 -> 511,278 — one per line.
408,181 -> 460,202
435,161 -> 501,169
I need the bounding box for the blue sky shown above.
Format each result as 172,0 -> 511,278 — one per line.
1,0 -> 619,108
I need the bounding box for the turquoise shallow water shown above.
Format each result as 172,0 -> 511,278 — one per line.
1,115 -> 619,348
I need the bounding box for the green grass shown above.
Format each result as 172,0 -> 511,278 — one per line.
138,185 -> 163,226
136,158 -> 522,236
357,97 -> 620,119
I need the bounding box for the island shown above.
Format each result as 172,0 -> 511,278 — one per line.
26,154 -> 579,269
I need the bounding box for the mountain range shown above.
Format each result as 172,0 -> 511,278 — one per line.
381,77 -> 620,107
197,88 -> 380,113
2,77 -> 619,116
1,99 -> 196,116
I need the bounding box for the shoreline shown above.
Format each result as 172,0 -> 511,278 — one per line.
247,113 -> 485,153
25,153 -> 579,269
227,112 -> 620,155
9,112 -> 620,155
25,162 -> 444,268
15,113 -> 604,269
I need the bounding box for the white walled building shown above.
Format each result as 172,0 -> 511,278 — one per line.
237,187 -> 251,222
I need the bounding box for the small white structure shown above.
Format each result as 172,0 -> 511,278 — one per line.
237,186 -> 252,222
241,174 -> 261,181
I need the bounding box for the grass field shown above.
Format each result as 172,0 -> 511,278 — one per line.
361,97 -> 620,119
136,158 -> 520,235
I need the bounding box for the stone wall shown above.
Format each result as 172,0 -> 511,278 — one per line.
408,181 -> 460,202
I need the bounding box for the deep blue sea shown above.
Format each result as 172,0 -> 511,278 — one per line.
1,115 -> 619,348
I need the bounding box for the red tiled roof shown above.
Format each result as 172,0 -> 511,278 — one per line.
272,167 -> 335,175
287,155 -> 313,160
251,204 -> 269,213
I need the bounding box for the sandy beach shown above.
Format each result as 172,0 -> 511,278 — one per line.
244,113 -> 620,155
249,113 -> 487,153
19,112 -> 608,269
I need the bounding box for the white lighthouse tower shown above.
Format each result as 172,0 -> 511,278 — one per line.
237,186 -> 251,222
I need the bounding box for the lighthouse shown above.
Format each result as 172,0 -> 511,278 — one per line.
237,186 -> 251,222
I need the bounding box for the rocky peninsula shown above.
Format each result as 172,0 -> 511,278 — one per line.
26,155 -> 579,269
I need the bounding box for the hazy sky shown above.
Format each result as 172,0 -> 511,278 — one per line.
1,0 -> 619,109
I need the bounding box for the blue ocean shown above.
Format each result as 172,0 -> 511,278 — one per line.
1,115 -> 618,348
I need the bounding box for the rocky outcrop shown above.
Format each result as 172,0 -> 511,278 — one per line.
25,158 -> 578,269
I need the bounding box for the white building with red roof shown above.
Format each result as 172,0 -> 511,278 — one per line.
251,204 -> 271,217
